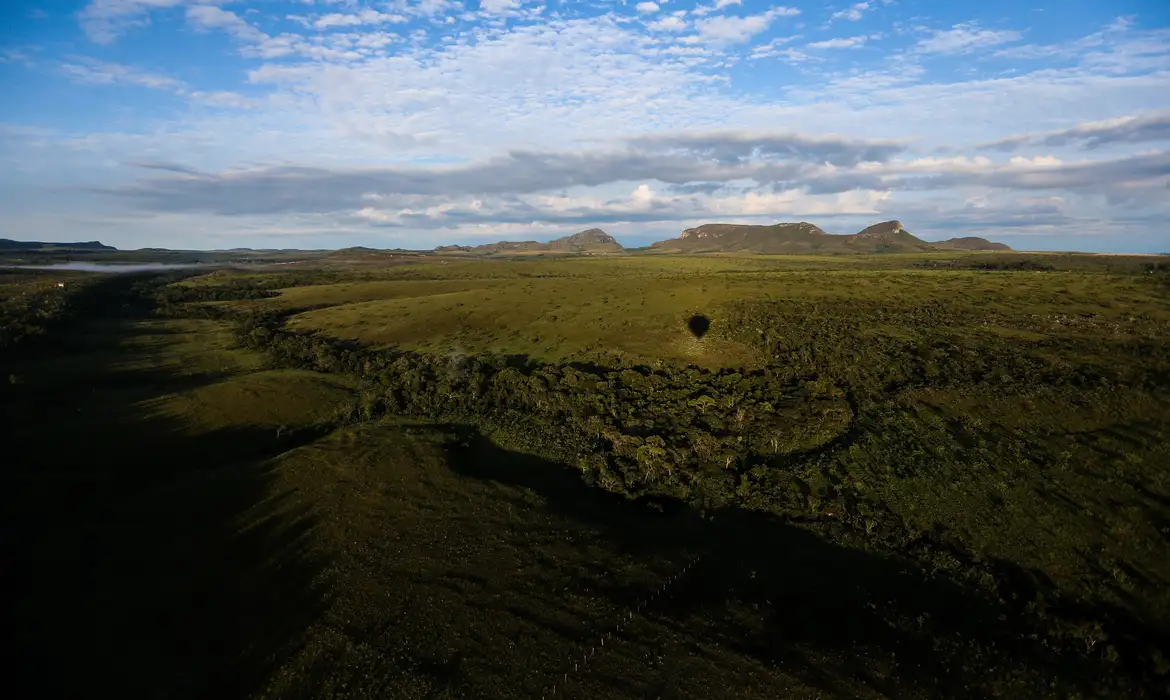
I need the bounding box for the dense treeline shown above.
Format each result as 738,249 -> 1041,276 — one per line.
0,275 -> 88,353
0,271 -> 162,355
236,307 -> 852,501
1,272 -> 179,404
152,281 -> 278,318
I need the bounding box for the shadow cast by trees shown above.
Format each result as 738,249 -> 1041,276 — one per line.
440,424 -> 1169,699
1,290 -> 331,700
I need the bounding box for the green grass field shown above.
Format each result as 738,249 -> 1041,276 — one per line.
3,253 -> 1168,699
199,253 -> 1170,369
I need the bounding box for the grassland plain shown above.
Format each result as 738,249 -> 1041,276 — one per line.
3,253 -> 1169,699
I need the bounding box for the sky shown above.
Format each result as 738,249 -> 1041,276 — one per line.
1,1 -> 1168,251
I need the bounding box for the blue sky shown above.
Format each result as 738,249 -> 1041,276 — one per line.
1,1 -> 1168,251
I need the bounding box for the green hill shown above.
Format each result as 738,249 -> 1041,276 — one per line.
934,236 -> 1013,251
435,228 -> 625,255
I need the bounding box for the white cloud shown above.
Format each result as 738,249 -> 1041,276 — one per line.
1,48 -> 33,65
395,0 -> 459,15
694,7 -> 800,44
830,2 -> 870,22
690,0 -> 766,18
347,183 -> 893,229
635,2 -> 660,14
978,111 -> 1170,151
188,90 -> 261,109
918,22 -> 1023,54
479,0 -> 521,16
748,36 -> 811,62
313,10 -> 409,29
80,0 -> 215,44
648,15 -> 687,32
808,35 -> 869,49
59,57 -> 185,91
754,47 -> 812,63
186,5 -> 265,42
56,58 -> 270,110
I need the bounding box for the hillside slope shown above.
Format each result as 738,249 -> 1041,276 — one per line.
934,237 -> 1013,251
435,228 -> 624,255
651,222 -> 830,253
546,228 -> 624,252
841,220 -> 935,253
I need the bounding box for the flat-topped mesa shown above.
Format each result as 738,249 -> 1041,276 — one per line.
680,222 -> 824,240
934,236 -> 1012,251
0,239 -> 117,251
653,220 -> 941,253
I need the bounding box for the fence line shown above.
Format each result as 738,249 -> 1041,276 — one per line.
539,550 -> 704,699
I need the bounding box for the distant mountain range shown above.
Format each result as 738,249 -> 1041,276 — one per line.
648,220 -> 1011,254
433,222 -> 1009,256
0,239 -> 116,251
0,224 -> 1010,258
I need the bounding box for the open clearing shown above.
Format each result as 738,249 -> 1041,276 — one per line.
210,254 -> 1170,368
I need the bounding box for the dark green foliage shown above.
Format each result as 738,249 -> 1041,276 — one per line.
0,270 -> 165,354
0,275 -> 88,351
155,282 -> 277,305
722,298 -> 1170,397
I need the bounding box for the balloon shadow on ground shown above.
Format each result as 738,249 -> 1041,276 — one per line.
687,315 -> 710,339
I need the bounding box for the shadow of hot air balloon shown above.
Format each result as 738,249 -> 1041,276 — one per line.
687,315 -> 710,339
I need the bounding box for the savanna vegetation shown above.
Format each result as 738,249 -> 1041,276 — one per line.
3,251 -> 1168,699
0,268 -> 97,353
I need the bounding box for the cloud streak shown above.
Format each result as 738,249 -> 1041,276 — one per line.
693,7 -> 799,44
831,3 -> 871,22
99,139 -> 828,215
81,0 -> 212,44
59,57 -> 185,90
98,131 -> 1169,233
978,112 -> 1170,151
918,22 -> 1022,54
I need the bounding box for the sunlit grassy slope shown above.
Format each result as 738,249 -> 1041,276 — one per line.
198,253 -> 1170,368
